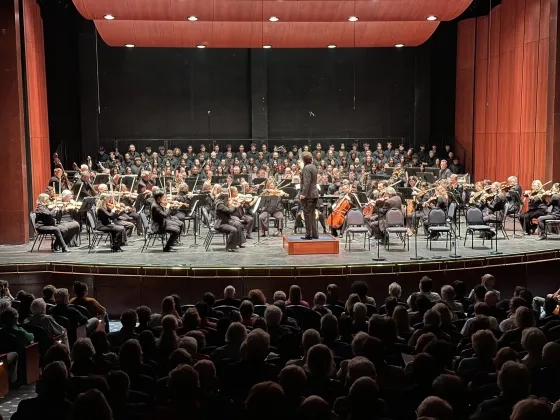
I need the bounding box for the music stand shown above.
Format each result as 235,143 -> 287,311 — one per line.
417,173 -> 435,184
121,175 -> 136,190
252,178 -> 267,187
398,188 -> 413,200
93,174 -> 109,185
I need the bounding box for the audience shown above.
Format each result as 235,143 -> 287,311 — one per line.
6,276 -> 560,420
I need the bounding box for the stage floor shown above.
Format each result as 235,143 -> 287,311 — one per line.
1,228 -> 560,269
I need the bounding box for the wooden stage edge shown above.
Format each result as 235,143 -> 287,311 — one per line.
1,250 -> 560,317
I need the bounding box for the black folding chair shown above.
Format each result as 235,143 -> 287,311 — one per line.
29,212 -> 55,252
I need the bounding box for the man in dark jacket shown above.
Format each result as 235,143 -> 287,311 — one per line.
299,152 -> 319,239
151,190 -> 181,252
214,193 -> 245,252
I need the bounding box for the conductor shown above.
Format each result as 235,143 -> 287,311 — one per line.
299,152 -> 319,240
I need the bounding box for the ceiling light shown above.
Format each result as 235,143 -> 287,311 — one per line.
197,44 -> 206,49
269,16 -> 279,22
348,16 -> 358,22
125,44 -> 135,48
426,15 -> 437,21
395,43 -> 405,48
104,14 -> 115,20
327,45 -> 337,49
263,45 -> 272,49
188,16 -> 198,21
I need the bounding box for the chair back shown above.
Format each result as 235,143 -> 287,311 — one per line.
29,212 -> 38,233
214,305 -> 239,316
140,213 -> 151,234
428,208 -> 447,225
68,304 -> 89,318
346,209 -> 364,226
78,197 -> 97,214
385,208 -> 404,227
466,207 -> 484,225
447,202 -> 457,221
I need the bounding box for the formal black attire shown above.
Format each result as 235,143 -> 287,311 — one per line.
96,207 -> 126,248
519,194 -> 548,234
258,195 -> 284,234
150,202 -> 181,250
506,184 -> 523,214
483,192 -> 506,222
214,198 -> 245,251
56,206 -> 80,247
370,195 -> 403,239
301,162 -> 319,239
537,194 -> 560,237
35,204 -> 70,250
72,179 -> 97,200
231,201 -> 254,237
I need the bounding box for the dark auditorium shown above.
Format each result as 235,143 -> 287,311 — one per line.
3,0 -> 560,419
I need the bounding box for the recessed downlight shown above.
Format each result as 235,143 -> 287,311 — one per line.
327,45 -> 337,49
197,44 -> 206,49
125,44 -> 135,48
395,43 -> 405,48
188,16 -> 198,21
348,16 -> 358,22
263,45 -> 272,49
104,14 -> 115,20
427,15 -> 438,21
269,16 -> 279,22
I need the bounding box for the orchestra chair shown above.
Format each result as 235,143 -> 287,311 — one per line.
464,207 -> 493,249
139,213 -> 167,252
344,209 -> 370,251
86,211 -> 116,253
542,218 -> 560,239
384,208 -> 409,251
505,191 -> 523,237
29,212 -> 55,252
426,208 -> 451,250
203,227 -> 229,251
484,203 -> 509,240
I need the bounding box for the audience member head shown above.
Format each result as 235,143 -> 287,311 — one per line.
245,329 -> 270,361
305,344 -> 335,379
239,300 -> 254,319
338,312 -> 353,337
0,307 -> 18,326
288,285 -> 303,305
473,284 -> 487,302
348,377 -> 380,416
273,290 -> 286,302
433,303 -> 452,326
521,327 -> 546,356
42,285 -> 56,303
417,396 -> 453,420
345,293 -> 361,314
73,281 -> 88,298
432,374 -> 468,414
265,305 -> 282,327
498,361 -> 530,399
245,382 -> 285,420
106,370 -> 130,407
347,356 -> 376,387
72,338 -> 95,363
224,285 -> 236,299
136,305 -> 151,326
384,296 -> 398,317
185,330 -> 206,352
119,339 -> 143,368
70,389 -> 113,420
300,396 -> 331,420
423,309 -> 442,327
252,317 -> 268,332
161,296 -> 176,316
248,289 -> 266,306
37,361 -> 68,399
481,274 -> 496,289
415,332 -> 437,354
452,280 -> 466,298
415,295 -> 432,313
472,329 -> 497,358
351,281 -> 369,300
225,322 -> 247,344
313,292 -> 327,308
484,291 -> 499,307
320,313 -> 339,342
167,364 -> 200,404
362,336 -> 385,365
419,276 -> 434,293
511,398 -> 552,420
441,285 -> 456,302
279,365 -> 307,398
202,292 -> 216,308
515,306 -> 535,329
327,284 -> 340,301
410,353 -> 438,385
388,282 -> 402,299
44,342 -> 71,370
542,342 -> 560,368
473,302 -> 490,316
120,309 -> 138,330
194,359 -> 217,393
494,347 -> 520,370
424,340 -> 453,371
54,288 -> 71,305
353,302 -> 367,323
30,298 -> 47,316
168,348 -> 193,372
182,307 -> 201,331
393,305 -> 411,335
544,297 -> 558,316
195,302 -> 211,320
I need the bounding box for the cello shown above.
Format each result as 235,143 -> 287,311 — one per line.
327,194 -> 352,229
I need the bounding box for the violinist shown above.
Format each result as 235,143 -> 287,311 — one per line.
35,193 -> 71,252
96,194 -> 125,252
520,180 -> 548,235
506,176 -> 523,214
259,177 -> 287,237
137,171 -> 154,191
214,192 -> 246,252
447,174 -> 464,205
150,190 -> 181,252
173,183 -> 192,223
98,184 -> 135,244
468,181 -> 486,208
537,185 -> 560,240
480,182 -> 507,239
56,190 -> 81,247
368,187 -> 402,240
229,186 -> 256,239
406,182 -> 431,236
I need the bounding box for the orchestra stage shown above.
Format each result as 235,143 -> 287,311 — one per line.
0,232 -> 560,317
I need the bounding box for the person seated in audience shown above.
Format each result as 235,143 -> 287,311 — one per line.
273,300 -> 299,329
70,388 -> 113,420
42,284 -> 56,305
247,289 -> 267,306
457,329 -> 497,382
278,365 -> 307,417
215,285 -> 242,308
12,361 -> 71,420
408,309 -> 451,347
351,281 -> 377,307
500,297 -> 529,332
511,399 -> 552,420
326,284 -> 345,308
498,306 -> 536,350
441,284 -> 464,313
202,292 -> 225,319
408,294 -> 433,327
149,296 -> 181,328
43,342 -> 71,371
0,306 -> 33,347
16,291 -> 35,321
223,329 -> 280,404
0,279 -> 14,302
195,302 -> 217,329
407,276 -> 441,306
185,330 -> 209,361
157,315 -> 180,368
432,374 -> 469,419
520,327 -> 546,372
194,359 -> 236,420
286,329 -> 321,368
452,280 -> 473,312
462,303 -> 500,336
286,285 -> 309,307
352,303 -> 369,333
469,274 -> 501,302
362,335 -> 405,391
344,293 -> 361,315
467,284 -> 488,316
237,300 -> 256,328
211,322 -> 247,362
470,361 -> 530,420
25,298 -> 68,345
89,331 -> 119,373
417,396 -> 454,420
273,290 -> 286,302
538,296 -> 560,326
393,305 -> 414,339
0,307 -> 33,385
71,338 -> 98,376
244,381 -> 286,420
402,353 -> 440,416
70,281 -> 107,325
119,339 -> 157,381
135,305 -> 152,334
312,292 -> 331,316
265,305 -> 299,361
106,370 -> 148,420
302,343 -> 344,405
50,288 -> 98,335
484,291 -> 507,322
320,313 -> 352,360
533,342 -> 560,402
108,309 -> 138,348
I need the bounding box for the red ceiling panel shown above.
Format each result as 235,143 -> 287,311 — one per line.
95,20 -> 438,48
76,0 -> 471,48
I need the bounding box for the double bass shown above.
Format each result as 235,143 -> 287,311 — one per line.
327,194 -> 352,229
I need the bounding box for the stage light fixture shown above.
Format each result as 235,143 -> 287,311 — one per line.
188,16 -> 198,21
104,14 -> 115,20
427,15 -> 437,21
263,45 -> 272,49
327,45 -> 337,48
269,16 -> 279,22
197,44 -> 206,49
395,43 -> 405,48
348,16 -> 358,22
125,44 -> 135,48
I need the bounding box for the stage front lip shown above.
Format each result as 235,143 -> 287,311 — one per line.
1,248 -> 560,276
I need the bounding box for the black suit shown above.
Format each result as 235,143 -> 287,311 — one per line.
150,202 -> 180,250
301,162 -> 319,238
35,204 -> 70,249
214,199 -> 245,250
97,208 -> 126,247
537,193 -> 560,237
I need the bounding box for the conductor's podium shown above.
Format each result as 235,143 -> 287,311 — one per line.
282,234 -> 340,255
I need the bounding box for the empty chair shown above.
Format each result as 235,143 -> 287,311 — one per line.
464,207 -> 493,249
344,209 -> 370,251
426,208 -> 451,250
384,208 -> 409,251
